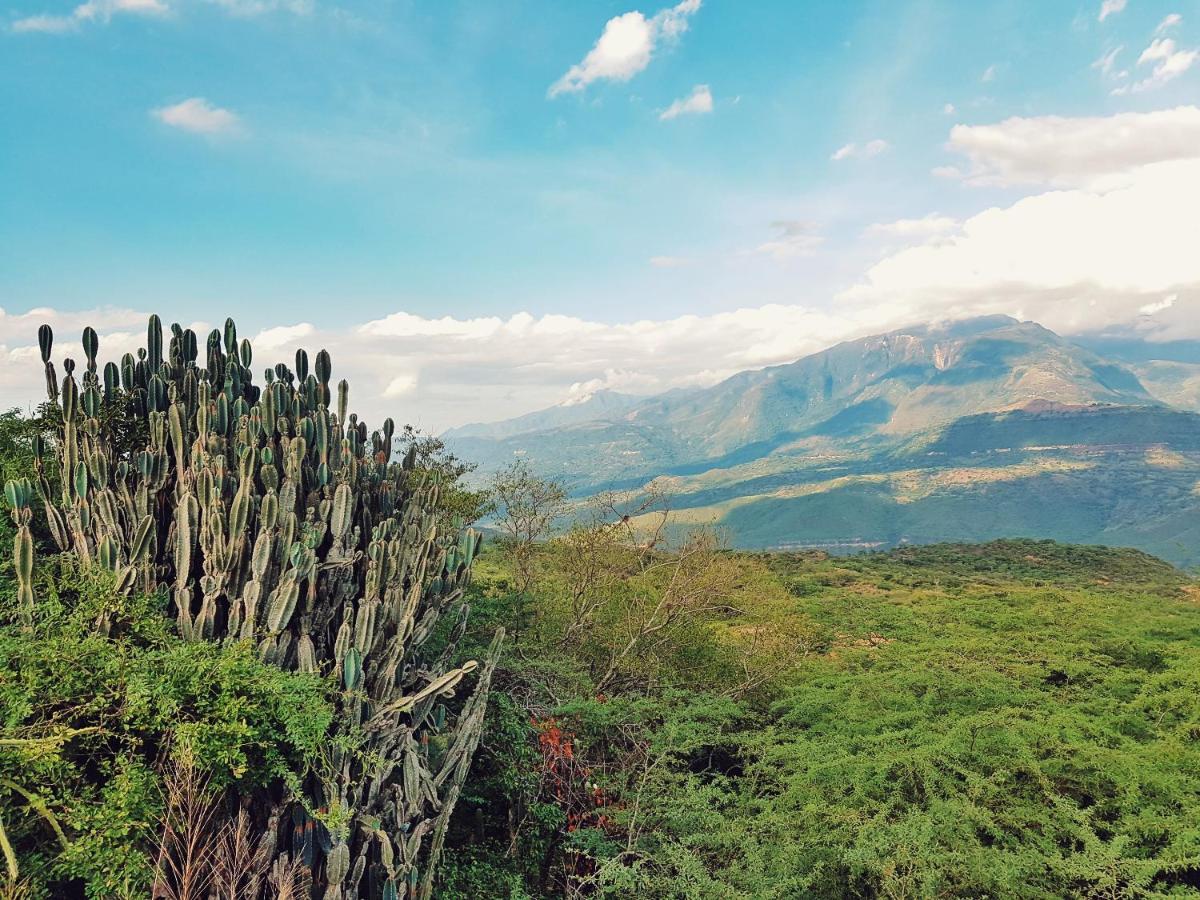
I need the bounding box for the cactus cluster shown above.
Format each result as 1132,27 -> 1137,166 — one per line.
7,315 -> 502,899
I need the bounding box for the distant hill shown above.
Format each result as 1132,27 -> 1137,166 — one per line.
445,317 -> 1200,566
1075,334 -> 1200,412
444,389 -> 643,440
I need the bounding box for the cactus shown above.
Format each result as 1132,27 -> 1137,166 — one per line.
4,478 -> 36,628
26,316 -> 502,898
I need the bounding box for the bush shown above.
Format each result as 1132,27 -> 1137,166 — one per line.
0,561 -> 333,898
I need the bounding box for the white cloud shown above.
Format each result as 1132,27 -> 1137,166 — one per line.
253,322 -> 314,349
205,0 -> 312,13
830,138 -> 889,161
1092,46 -> 1123,76
1139,294 -> 1175,315
943,103 -> 956,115
1098,0 -> 1126,22
1112,37 -> 1199,93
12,0 -> 165,33
750,220 -> 824,260
1156,13 -> 1182,33
659,84 -> 713,120
941,106 -> 1200,186
153,98 -> 241,135
864,214 -> 959,240
549,0 -> 701,97
382,373 -> 419,398
981,64 -> 997,82
843,156 -> 1200,340
649,255 -> 693,267
11,0 -> 308,31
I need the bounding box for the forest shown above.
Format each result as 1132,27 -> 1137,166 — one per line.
2,318 -> 1199,899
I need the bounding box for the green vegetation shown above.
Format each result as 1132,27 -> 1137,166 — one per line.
438,512 -> 1200,897
1,560 -> 332,896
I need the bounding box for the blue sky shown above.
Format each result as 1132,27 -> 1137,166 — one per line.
2,0 -> 1199,429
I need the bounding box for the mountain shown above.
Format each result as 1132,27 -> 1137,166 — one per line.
448,317 -> 1159,483
445,316 -> 1200,566
1129,360 -> 1200,411
1075,334 -> 1200,412
444,389 -> 643,440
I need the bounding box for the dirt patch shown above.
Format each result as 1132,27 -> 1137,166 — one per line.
832,631 -> 894,650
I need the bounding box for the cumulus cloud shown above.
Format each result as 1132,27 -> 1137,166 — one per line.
1098,0 -> 1126,22
659,84 -> 713,120
750,220 -> 824,260
153,98 -> 241,135
830,138 -> 889,161
253,322 -> 314,350
549,0 -> 701,97
12,0 -> 165,33
1111,37 -> 1199,94
941,106 -> 1200,186
864,214 -> 959,240
843,156 -> 1200,340
943,103 -> 956,115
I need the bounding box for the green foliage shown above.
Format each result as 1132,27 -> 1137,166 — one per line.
0,562 -> 333,898
445,538 -> 1200,898
395,424 -> 493,528
630,545 -> 1200,898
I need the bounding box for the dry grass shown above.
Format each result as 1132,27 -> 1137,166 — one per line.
151,761 -> 307,900
0,878 -> 34,900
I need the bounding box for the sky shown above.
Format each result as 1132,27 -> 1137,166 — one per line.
1,0 -> 1199,431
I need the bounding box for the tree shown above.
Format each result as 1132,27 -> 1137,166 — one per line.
490,460 -> 568,596
395,424 -> 492,528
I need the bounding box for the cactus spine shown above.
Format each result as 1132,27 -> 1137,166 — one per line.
26,316 -> 501,899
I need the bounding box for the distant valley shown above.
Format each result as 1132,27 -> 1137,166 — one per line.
444,317 -> 1200,567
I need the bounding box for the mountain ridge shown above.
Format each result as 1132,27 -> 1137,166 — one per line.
445,316 -> 1164,481
444,316 -> 1200,566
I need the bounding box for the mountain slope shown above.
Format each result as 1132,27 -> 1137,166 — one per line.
444,389 -> 643,440
447,316 -> 1158,485
446,316 -> 1200,566
1073,334 -> 1200,412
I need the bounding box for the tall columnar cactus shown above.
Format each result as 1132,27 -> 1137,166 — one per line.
26,317 -> 502,900
4,478 -> 36,628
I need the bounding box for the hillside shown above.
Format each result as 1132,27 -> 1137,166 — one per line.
446,317 -> 1200,566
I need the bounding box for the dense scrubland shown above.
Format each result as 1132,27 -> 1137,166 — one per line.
438,529 -> 1200,898
2,318 -> 1200,898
